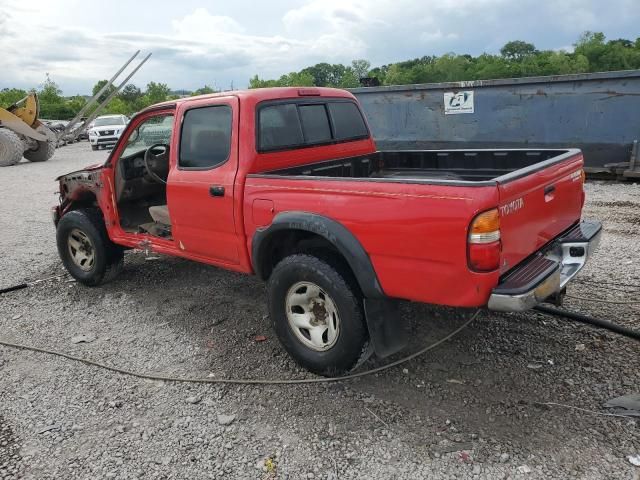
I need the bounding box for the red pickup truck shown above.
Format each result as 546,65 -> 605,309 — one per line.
53,87 -> 601,376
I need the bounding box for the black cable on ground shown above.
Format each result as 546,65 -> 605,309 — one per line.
0,311 -> 480,385
577,278 -> 640,290
534,305 -> 640,341
0,284 -> 28,295
0,275 -> 65,296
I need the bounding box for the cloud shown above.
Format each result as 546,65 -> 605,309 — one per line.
0,0 -> 639,94
171,8 -> 245,39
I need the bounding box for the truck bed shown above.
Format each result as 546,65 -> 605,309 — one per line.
246,146 -> 585,306
260,148 -> 579,185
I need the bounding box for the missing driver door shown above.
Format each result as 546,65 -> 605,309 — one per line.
166,96 -> 240,265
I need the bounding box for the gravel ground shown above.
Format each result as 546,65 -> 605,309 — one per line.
0,143 -> 639,479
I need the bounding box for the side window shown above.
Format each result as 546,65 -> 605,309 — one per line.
328,102 -> 368,140
258,104 -> 303,151
179,106 -> 232,169
299,104 -> 331,144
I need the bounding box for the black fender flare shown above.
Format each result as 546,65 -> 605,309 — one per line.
252,211 -> 384,299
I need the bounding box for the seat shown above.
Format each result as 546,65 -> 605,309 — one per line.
149,205 -> 171,225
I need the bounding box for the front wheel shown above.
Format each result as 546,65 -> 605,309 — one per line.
0,128 -> 24,167
268,254 -> 367,377
56,208 -> 124,286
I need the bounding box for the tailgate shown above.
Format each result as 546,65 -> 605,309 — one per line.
498,150 -> 584,273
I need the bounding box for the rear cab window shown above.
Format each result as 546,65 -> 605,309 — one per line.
257,99 -> 369,153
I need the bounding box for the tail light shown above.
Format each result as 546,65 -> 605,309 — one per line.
468,208 -> 501,272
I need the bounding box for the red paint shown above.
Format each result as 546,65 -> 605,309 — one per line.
56,87 -> 586,308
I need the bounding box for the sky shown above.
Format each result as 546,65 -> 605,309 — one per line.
1,0 -> 639,95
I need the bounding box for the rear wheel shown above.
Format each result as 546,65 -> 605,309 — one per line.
268,254 -> 367,376
24,125 -> 56,162
56,208 -> 124,286
0,128 -> 24,167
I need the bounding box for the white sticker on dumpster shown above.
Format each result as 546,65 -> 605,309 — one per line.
444,91 -> 474,114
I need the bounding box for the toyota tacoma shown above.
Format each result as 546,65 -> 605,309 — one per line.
53,87 -> 601,376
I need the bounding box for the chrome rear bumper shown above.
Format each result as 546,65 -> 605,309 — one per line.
488,221 -> 602,312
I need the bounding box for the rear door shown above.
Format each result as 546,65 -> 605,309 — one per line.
497,151 -> 584,273
166,96 -> 240,265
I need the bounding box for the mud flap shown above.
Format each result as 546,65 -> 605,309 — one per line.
363,298 -> 409,358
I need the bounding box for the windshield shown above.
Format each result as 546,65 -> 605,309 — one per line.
94,116 -> 125,127
120,114 -> 174,158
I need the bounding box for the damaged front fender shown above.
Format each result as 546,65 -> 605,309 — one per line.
55,165 -> 106,224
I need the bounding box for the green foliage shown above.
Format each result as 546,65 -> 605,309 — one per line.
351,59 -> 371,80
103,97 -> 130,115
120,84 -> 142,103
249,32 -> 640,88
249,63 -> 362,89
38,75 -> 76,119
39,74 -> 64,104
0,88 -> 28,108
500,41 -> 537,60
145,82 -> 171,104
92,79 -> 117,103
574,31 -> 640,72
91,81 -> 172,116
192,85 -> 217,95
249,71 -> 315,88
66,96 -> 87,114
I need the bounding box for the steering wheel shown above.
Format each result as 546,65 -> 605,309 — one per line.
143,143 -> 169,184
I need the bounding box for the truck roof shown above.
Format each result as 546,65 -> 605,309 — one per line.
145,87 -> 356,112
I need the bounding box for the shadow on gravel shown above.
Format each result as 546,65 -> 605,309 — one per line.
0,415 -> 21,478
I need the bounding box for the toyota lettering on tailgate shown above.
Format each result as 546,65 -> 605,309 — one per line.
500,197 -> 524,217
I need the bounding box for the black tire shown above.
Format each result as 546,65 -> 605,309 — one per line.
91,145 -> 98,151
56,208 -> 124,286
24,125 -> 56,162
268,254 -> 367,377
0,128 -> 24,167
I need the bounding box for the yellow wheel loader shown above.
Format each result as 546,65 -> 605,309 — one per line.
0,50 -> 151,167
0,93 -> 57,166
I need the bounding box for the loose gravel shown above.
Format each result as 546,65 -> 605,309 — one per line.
0,143 -> 639,479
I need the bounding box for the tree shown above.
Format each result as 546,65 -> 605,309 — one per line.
92,79 -> 117,103
193,85 -> 217,95
278,71 -> 315,87
351,59 -> 371,80
500,41 -> 537,61
249,75 -> 279,88
300,63 -> 352,87
38,75 -> 73,119
104,97 -> 130,115
120,84 -> 142,103
248,72 -> 314,88
66,95 -> 87,114
0,88 -> 28,108
39,74 -> 64,104
145,82 -> 171,104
